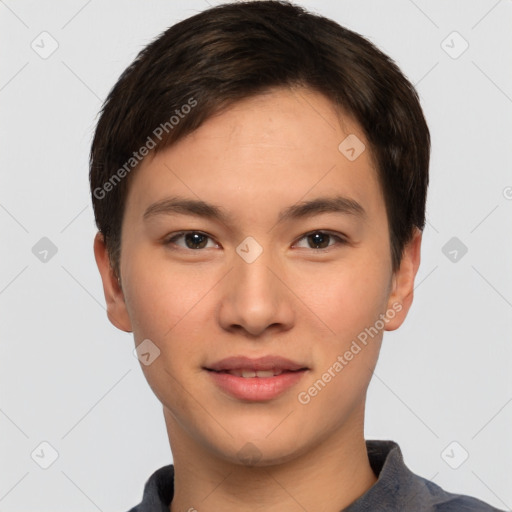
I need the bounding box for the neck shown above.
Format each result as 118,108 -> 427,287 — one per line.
165,405 -> 377,512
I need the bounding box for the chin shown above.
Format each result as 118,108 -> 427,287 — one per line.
210,430 -> 311,468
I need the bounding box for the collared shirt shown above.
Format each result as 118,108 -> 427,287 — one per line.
127,440 -> 503,511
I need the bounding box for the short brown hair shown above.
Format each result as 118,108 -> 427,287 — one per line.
90,0 -> 430,278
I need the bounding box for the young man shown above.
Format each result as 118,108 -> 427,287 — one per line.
90,1 -> 502,510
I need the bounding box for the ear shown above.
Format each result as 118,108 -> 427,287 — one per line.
384,228 -> 422,331
93,231 -> 133,333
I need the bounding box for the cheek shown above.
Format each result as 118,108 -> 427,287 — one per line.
122,268 -> 202,407
304,256 -> 391,342
122,246 -> 202,339
295,266 -> 388,430
121,249 -> 214,377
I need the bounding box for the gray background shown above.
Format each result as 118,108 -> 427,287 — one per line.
1,0 -> 511,510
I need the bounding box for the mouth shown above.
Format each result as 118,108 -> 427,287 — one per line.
206,368 -> 304,378
205,354 -> 308,372
203,355 -> 309,401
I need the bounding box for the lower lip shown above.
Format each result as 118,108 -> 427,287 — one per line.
206,369 -> 307,401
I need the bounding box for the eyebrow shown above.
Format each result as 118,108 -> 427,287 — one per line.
143,195 -> 366,226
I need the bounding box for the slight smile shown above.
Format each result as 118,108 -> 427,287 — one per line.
204,355 -> 310,401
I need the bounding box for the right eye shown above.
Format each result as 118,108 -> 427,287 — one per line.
163,231 -> 219,250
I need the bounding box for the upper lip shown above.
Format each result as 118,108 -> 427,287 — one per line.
205,355 -> 308,372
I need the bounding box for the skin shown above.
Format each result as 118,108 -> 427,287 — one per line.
94,87 -> 422,512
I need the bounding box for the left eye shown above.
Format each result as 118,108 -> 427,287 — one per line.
294,231 -> 347,250
164,230 -> 346,251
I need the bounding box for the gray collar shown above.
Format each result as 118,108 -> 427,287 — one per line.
128,440 -> 501,512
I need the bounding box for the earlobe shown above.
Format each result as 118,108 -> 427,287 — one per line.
93,232 -> 133,333
385,228 -> 422,332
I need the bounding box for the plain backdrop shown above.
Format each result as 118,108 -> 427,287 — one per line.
1,0 -> 511,510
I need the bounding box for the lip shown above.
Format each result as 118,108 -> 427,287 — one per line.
205,355 -> 307,372
204,355 -> 309,402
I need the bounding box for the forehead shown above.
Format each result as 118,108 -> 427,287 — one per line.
124,87 -> 384,226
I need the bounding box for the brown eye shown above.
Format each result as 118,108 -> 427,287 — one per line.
295,231 -> 347,250
165,231 -> 215,250
307,232 -> 330,249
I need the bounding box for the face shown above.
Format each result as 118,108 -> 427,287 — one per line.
95,87 -> 421,467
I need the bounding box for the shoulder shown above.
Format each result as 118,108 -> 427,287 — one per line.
413,468 -> 504,511
361,441 -> 504,512
123,464 -> 174,512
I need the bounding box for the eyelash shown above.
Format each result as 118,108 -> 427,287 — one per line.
163,230 -> 348,251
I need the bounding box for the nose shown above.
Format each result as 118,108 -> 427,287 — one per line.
217,246 -> 295,338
